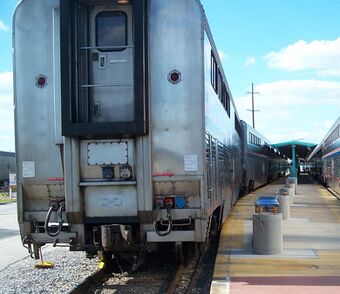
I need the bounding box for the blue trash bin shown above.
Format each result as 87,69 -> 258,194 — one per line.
255,196 -> 279,214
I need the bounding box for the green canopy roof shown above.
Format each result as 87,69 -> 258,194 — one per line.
271,141 -> 317,160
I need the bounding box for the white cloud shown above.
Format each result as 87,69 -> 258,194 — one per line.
245,56 -> 256,66
316,68 -> 340,77
0,72 -> 15,152
0,20 -> 9,32
264,38 -> 340,76
235,80 -> 340,144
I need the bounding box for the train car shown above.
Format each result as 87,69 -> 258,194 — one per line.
13,0 -> 242,261
0,151 -> 16,187
240,121 -> 287,193
308,117 -> 340,196
307,143 -> 323,181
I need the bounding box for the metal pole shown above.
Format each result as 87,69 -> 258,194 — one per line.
246,83 -> 259,129
251,83 -> 255,128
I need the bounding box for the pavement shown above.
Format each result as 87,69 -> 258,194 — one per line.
0,202 -> 29,271
210,175 -> 340,293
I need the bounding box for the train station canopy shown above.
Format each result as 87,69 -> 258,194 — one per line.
271,141 -> 317,160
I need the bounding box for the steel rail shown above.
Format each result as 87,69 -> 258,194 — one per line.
67,268 -> 108,294
165,265 -> 184,294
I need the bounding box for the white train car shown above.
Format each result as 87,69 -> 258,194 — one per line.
13,0 -> 242,261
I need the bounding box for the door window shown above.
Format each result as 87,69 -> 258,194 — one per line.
96,11 -> 127,51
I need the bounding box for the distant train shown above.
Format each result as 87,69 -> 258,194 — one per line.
0,151 -> 16,187
240,122 -> 288,194
13,0 -> 286,262
307,117 -> 340,196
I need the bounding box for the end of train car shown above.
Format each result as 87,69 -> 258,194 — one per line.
13,0 -> 243,261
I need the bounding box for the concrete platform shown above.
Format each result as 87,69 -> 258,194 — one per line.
211,176 -> 340,293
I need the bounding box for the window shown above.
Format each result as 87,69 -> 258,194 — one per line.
211,51 -> 231,118
219,83 -> 231,117
225,89 -> 230,117
211,51 -> 218,94
218,71 -> 223,102
96,11 -> 127,51
249,132 -> 261,146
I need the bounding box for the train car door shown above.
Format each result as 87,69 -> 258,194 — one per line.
78,4 -> 134,123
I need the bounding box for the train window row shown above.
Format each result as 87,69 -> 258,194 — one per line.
249,132 -> 261,146
324,125 -> 339,147
211,50 -> 231,117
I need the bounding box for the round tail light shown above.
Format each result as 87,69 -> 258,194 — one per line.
36,75 -> 47,88
168,70 -> 181,84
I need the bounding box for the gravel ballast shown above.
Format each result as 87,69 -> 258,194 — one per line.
0,246 -> 97,294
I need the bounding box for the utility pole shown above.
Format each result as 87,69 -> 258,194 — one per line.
246,83 -> 260,128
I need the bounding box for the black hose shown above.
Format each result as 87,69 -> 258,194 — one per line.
44,205 -> 64,237
153,206 -> 172,237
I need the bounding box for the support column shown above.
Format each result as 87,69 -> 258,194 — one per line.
291,144 -> 297,178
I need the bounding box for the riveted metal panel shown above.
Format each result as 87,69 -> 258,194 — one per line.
87,142 -> 128,166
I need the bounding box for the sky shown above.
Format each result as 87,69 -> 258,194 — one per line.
200,0 -> 340,144
0,0 -> 339,152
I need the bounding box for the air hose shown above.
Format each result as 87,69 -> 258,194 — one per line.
44,203 -> 64,237
153,205 -> 173,237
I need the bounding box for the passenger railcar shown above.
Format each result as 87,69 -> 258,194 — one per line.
13,0 -> 243,260
0,151 -> 16,187
240,121 -> 287,193
308,117 -> 340,196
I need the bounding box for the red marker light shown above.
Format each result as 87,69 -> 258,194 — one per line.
171,72 -> 179,82
168,70 -> 181,84
36,75 -> 47,88
164,197 -> 174,208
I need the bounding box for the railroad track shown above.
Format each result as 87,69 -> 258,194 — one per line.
68,267 -> 108,294
166,265 -> 185,294
69,237 -> 219,294
68,253 -> 197,293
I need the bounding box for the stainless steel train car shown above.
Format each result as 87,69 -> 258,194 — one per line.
240,121 -> 287,193
308,117 -> 340,196
0,151 -> 16,187
13,0 -> 243,261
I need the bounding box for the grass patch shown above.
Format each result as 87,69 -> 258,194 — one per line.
0,198 -> 16,204
0,193 -> 16,204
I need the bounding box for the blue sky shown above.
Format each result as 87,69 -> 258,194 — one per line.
201,0 -> 340,144
0,0 -> 339,152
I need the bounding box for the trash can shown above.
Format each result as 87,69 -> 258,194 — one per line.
279,187 -> 289,196
253,212 -> 283,255
253,196 -> 283,255
287,177 -> 297,193
278,195 -> 290,220
284,183 -> 294,205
